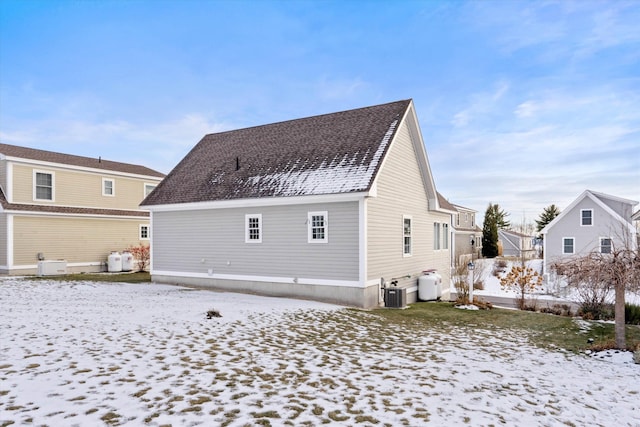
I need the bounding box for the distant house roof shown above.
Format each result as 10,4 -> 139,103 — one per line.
436,192 -> 457,212
142,100 -> 413,206
0,143 -> 165,178
499,229 -> 533,238
541,189 -> 638,234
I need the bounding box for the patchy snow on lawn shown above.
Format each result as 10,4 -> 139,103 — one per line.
1,278 -> 639,426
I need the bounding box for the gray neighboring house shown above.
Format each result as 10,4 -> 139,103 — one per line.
450,202 -> 482,265
541,190 -> 638,275
141,100 -> 452,308
498,229 -> 536,259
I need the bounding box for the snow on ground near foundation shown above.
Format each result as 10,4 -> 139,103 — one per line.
1,279 -> 639,427
471,258 -> 640,306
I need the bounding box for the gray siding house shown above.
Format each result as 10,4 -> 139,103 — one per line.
141,100 -> 452,308
541,190 -> 638,274
450,202 -> 482,265
498,229 -> 536,259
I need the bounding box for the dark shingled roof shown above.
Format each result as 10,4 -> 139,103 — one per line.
0,143 -> 165,178
142,100 -> 412,206
0,189 -> 149,217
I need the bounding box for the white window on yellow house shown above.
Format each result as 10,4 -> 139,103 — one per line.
103,178 -> 115,196
403,215 -> 412,256
139,224 -> 150,240
34,170 -> 54,201
144,183 -> 156,197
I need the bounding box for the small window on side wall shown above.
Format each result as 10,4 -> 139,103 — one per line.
144,183 -> 156,197
139,224 -> 150,240
103,178 -> 115,196
245,214 -> 262,243
581,209 -> 593,226
403,215 -> 412,256
308,211 -> 328,243
34,171 -> 54,201
563,237 -> 574,254
600,237 -> 612,254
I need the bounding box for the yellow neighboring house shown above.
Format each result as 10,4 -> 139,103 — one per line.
0,143 -> 165,275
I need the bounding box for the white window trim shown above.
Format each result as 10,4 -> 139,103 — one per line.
139,224 -> 150,240
308,211 -> 328,244
562,237 -> 574,254
102,178 -> 115,197
245,214 -> 262,243
580,209 -> 593,226
144,183 -> 157,198
599,237 -> 612,254
434,222 -> 441,251
403,215 -> 412,257
443,223 -> 449,250
33,169 -> 55,202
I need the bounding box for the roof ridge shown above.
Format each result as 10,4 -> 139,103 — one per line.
203,99 -> 413,138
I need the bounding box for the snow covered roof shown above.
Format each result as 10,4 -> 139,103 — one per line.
141,100 -> 412,206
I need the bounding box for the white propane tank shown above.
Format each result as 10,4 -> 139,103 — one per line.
418,271 -> 442,301
108,251 -> 122,272
121,251 -> 134,272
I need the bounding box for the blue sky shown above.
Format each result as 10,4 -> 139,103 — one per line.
1,0 -> 639,225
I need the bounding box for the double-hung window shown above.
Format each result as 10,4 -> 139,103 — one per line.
563,237 -> 574,254
581,209 -> 593,226
433,222 -> 441,250
103,178 -> 115,196
34,171 -> 54,201
403,216 -> 412,256
600,237 -> 612,254
308,211 -> 328,243
245,214 -> 262,243
443,223 -> 449,249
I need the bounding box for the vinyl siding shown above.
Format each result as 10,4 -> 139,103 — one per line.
12,215 -> 147,266
367,121 -> 450,288
0,214 -> 7,267
11,163 -> 158,210
152,201 -> 359,281
545,198 -> 630,263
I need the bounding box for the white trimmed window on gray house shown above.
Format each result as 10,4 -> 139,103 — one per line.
34,170 -> 54,201
600,237 -> 612,254
563,237 -> 574,254
245,214 -> 262,243
581,209 -> 593,226
102,178 -> 115,196
308,211 -> 328,243
403,215 -> 412,256
139,224 -> 150,240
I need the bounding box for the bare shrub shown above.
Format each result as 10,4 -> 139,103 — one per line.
500,264 -> 543,310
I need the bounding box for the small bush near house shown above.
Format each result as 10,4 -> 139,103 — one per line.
500,264 -> 544,311
540,304 -> 573,317
127,243 -> 150,272
578,303 -> 615,321
626,303 -> 640,325
492,259 -> 508,278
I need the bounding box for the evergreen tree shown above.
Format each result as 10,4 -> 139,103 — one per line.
481,203 -> 508,258
535,204 -> 561,233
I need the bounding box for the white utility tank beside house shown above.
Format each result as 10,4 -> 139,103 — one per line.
140,100 -> 452,308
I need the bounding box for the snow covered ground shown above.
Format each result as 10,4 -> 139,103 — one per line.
1,278 -> 639,426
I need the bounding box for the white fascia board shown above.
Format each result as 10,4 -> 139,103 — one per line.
3,209 -> 149,220
4,156 -> 163,181
152,270 -> 364,288
145,191 -> 369,212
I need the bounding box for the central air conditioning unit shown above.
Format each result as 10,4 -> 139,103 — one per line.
384,287 -> 407,308
37,260 -> 67,276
